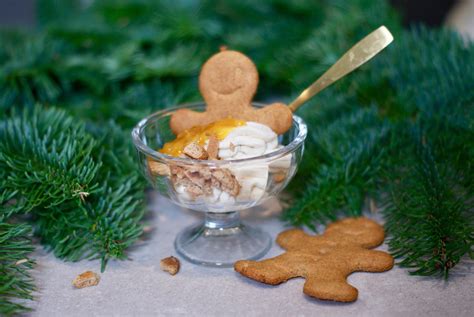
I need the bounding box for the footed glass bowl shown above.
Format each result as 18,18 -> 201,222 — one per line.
132,102 -> 307,267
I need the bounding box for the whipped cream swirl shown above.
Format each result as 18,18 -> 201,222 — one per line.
217,122 -> 291,201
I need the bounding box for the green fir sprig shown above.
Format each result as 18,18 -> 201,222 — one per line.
384,133 -> 474,277
1,107 -> 146,271
0,223 -> 35,316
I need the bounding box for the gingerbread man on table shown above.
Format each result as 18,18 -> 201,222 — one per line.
170,49 -> 293,135
235,217 -> 394,302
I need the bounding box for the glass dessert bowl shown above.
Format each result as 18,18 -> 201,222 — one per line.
132,102 -> 307,267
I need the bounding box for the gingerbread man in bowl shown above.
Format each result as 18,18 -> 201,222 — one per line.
170,48 -> 293,135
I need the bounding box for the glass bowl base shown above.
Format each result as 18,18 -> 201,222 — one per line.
174,222 -> 272,267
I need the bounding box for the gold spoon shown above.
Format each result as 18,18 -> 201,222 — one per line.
288,25 -> 394,112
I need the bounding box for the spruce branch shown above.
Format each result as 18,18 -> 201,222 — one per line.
1,107 -> 145,270
383,135 -> 474,277
0,38 -> 64,114
0,106 -> 100,219
0,223 -> 35,316
284,106 -> 390,229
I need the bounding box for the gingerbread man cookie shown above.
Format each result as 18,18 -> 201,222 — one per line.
234,217 -> 394,302
170,49 -> 293,135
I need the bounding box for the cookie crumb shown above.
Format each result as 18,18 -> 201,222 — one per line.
212,169 -> 240,197
273,172 -> 286,183
73,271 -> 100,289
184,142 -> 208,160
160,256 -> 180,275
206,134 -> 219,160
147,158 -> 170,176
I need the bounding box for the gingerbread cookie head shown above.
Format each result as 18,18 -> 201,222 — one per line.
170,49 -> 293,135
323,217 -> 385,248
199,50 -> 258,109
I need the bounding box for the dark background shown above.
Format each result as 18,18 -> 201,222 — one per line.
0,0 -> 458,28
391,0 -> 457,26
0,0 -> 36,27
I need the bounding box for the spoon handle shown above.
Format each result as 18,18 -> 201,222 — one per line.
288,25 -> 393,112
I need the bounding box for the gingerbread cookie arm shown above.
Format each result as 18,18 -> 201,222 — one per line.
275,228 -> 313,250
243,102 -> 293,135
350,249 -> 394,272
170,109 -> 212,135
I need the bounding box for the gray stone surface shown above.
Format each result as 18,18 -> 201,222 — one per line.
30,193 -> 474,316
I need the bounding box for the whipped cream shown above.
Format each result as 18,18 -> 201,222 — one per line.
219,122 -> 279,159
213,122 -> 291,202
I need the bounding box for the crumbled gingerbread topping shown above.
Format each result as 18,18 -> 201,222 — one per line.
212,169 -> 240,197
147,158 -> 170,176
170,164 -> 240,199
183,142 -> 208,160
273,172 -> 287,183
206,134 -> 219,160
72,271 -> 100,289
160,256 -> 180,275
